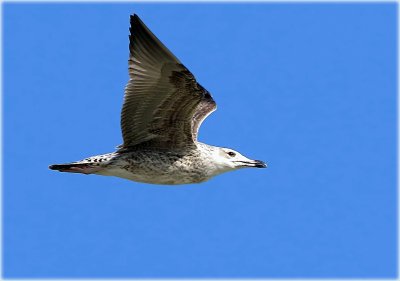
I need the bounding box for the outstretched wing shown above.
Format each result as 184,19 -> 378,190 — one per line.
120,14 -> 216,150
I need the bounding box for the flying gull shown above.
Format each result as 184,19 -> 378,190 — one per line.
49,14 -> 266,185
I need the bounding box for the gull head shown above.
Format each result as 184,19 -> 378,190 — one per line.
210,146 -> 267,173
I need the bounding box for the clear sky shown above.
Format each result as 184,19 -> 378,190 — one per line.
3,2 -> 397,278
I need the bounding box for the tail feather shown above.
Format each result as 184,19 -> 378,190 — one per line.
49,163 -> 101,175
50,153 -> 115,175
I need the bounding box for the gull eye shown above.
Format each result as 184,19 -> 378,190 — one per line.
227,151 -> 236,157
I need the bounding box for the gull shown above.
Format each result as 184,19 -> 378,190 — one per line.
49,14 -> 267,185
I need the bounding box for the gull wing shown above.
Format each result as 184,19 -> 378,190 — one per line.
120,14 -> 217,150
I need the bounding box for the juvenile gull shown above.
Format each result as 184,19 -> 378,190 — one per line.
49,14 -> 267,185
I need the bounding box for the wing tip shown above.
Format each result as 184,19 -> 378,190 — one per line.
130,14 -> 144,30
130,14 -> 139,23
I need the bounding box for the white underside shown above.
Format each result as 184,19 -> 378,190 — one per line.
96,167 -> 211,185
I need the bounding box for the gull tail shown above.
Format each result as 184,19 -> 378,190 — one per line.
49,163 -> 102,175
50,153 -> 115,175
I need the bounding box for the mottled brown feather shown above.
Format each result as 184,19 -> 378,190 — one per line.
120,14 -> 217,150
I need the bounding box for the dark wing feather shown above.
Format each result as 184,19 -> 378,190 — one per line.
120,15 -> 216,150
191,90 -> 217,141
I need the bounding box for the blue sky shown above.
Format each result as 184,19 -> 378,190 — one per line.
3,2 -> 397,278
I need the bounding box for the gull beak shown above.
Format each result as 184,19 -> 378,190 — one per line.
236,160 -> 267,168
253,160 -> 267,168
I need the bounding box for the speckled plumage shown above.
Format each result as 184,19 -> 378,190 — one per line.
49,15 -> 266,185
97,144 -> 219,185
